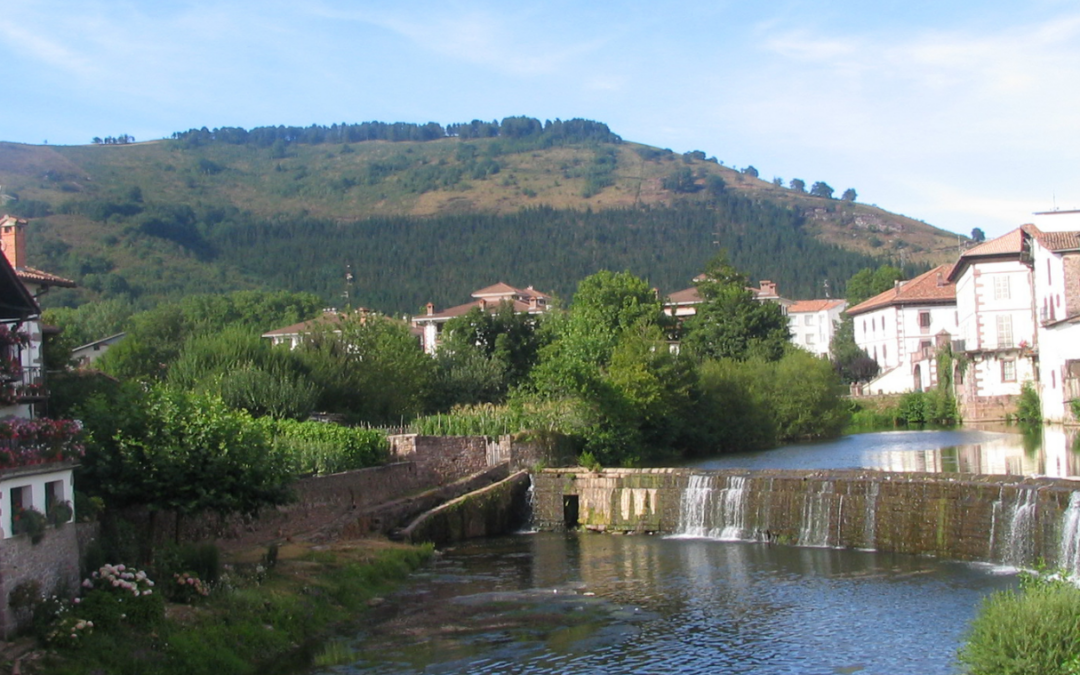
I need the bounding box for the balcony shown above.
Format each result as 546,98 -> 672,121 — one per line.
0,418 -> 84,470
0,366 -> 46,405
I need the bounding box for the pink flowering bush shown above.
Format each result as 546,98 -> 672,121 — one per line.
0,417 -> 84,468
77,563 -> 163,630
169,572 -> 212,603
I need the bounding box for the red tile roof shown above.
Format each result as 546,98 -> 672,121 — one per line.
16,266 -> 75,288
262,309 -> 375,337
665,287 -> 702,304
789,299 -> 845,314
846,264 -> 956,316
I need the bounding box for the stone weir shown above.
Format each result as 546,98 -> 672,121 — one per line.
531,468 -> 1080,571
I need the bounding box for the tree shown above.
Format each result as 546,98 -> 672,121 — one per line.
705,174 -> 727,198
297,313 -> 433,424
810,182 -> 835,199
772,177 -> 784,187
742,166 -> 759,178
845,265 -> 904,306
971,227 -> 986,243
662,167 -> 699,193
76,384 -> 293,543
681,254 -> 790,362
829,315 -> 879,383
790,178 -> 806,192
842,188 -> 857,202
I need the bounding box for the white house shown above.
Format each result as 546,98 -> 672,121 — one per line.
0,216 -> 76,418
412,283 -> 552,354
1025,211 -> 1080,422
788,299 -> 846,357
947,228 -> 1039,421
664,279 -> 794,320
847,264 -> 958,394
0,233 -> 81,637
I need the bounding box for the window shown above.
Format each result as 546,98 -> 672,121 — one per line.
804,315 -> 813,326
994,276 -> 1011,301
920,340 -> 932,358
1002,359 -> 1017,382
1048,259 -> 1052,285
1052,369 -> 1057,389
919,311 -> 931,330
996,315 -> 1014,348
882,345 -> 887,361
806,334 -> 816,345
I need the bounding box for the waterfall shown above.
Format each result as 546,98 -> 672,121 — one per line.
799,480 -> 835,547
519,474 -> 538,533
676,474 -> 751,541
1059,492 -> 1080,574
862,482 -> 880,550
1001,488 -> 1038,567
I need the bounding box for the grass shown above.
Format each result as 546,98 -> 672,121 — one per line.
36,540 -> 433,675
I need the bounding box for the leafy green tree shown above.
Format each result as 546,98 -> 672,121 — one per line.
842,188 -> 857,202
296,313 -> 433,424
662,167 -> 699,193
845,265 -> 904,306
705,175 -> 727,198
971,227 -> 986,243
829,316 -> 879,383
789,178 -> 806,192
167,326 -> 319,419
742,166 -> 759,178
430,302 -> 549,409
76,384 -> 293,543
772,177 -> 784,187
681,254 -> 790,362
810,181 -> 834,199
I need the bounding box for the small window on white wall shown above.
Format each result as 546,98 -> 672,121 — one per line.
994,276 -> 1011,301
1002,360 -> 1017,382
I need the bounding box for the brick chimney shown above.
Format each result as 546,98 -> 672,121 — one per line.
760,280 -> 777,297
426,302 -> 434,316
1,216 -> 27,269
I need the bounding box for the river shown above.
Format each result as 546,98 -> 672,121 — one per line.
315,427 -> 1077,674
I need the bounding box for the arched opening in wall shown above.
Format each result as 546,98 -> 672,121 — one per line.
913,364 -> 923,392
562,495 -> 579,530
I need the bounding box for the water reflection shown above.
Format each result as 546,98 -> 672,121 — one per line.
333,533 -> 1017,675
687,426 -> 1080,479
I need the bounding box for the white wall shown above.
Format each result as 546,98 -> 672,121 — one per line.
0,466 -> 74,538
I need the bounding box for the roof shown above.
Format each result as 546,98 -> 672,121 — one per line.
72,332 -> 127,352
262,309 -> 369,337
1030,228 -> 1080,253
846,264 -> 956,316
665,287 -> 702,305
16,266 -> 76,289
415,298 -> 544,322
471,282 -> 551,301
789,299 -> 845,314
0,255 -> 37,321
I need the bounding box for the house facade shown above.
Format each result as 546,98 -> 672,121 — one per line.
788,300 -> 846,357
1026,211 -> 1080,422
412,283 -> 552,354
947,229 -> 1040,421
848,264 -> 957,395
0,216 -> 82,637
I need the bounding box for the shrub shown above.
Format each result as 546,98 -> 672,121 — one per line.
958,574 -> 1080,675
1016,381 -> 1042,426
78,564 -> 163,630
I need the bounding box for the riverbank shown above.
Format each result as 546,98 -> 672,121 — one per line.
19,539 -> 432,675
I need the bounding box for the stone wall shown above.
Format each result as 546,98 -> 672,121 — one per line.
402,471 -> 532,547
0,522 -> 82,637
532,468 -> 1080,570
388,435 -> 497,484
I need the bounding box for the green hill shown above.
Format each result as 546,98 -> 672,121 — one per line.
0,118 -> 962,312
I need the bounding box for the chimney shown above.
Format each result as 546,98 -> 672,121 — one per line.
936,271 -> 944,287
426,302 -> 434,316
760,280 -> 776,296
479,299 -> 487,310
1,216 -> 27,269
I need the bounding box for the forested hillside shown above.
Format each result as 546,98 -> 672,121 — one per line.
0,116 -> 961,312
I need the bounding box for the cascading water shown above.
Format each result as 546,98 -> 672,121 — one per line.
676,474 -> 751,541
861,482 -> 880,549
1059,492 -> 1080,574
1002,488 -> 1038,567
799,480 -> 835,547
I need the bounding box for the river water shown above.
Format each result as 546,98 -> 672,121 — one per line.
317,428 -> 1079,675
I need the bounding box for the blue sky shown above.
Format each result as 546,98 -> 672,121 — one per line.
3,0 -> 1078,239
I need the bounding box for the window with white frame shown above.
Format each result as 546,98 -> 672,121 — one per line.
993,276 -> 1011,301
806,334 -> 816,345
918,311 -> 931,331
996,314 -> 1014,348
804,315 -> 813,326
1001,359 -> 1016,382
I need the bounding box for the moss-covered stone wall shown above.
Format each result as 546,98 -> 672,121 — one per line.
532,468 -> 1080,569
